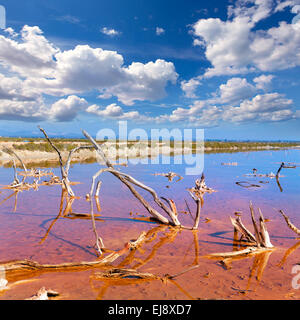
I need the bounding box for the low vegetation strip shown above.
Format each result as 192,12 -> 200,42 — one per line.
0,138 -> 299,168
0,137 -> 299,152
12,142 -> 79,153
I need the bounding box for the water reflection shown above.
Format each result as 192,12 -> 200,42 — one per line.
245,250 -> 272,294
1,148 -> 300,299
0,190 -> 18,212
89,225 -> 200,300
0,219 -> 201,300
277,241 -> 300,269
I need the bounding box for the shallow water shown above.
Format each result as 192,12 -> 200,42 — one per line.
0,149 -> 300,300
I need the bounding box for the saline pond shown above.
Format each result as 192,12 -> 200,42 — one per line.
0,149 -> 300,300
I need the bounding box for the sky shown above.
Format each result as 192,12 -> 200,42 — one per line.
0,0 -> 300,140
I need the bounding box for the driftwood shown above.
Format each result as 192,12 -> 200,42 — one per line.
82,129 -> 213,229
1,148 -> 27,188
221,162 -> 238,166
2,226 -> 201,298
276,162 -> 285,177
187,173 -> 216,196
25,287 -> 59,300
204,246 -> 273,259
236,181 -> 261,188
92,264 -> 199,283
89,197 -> 105,256
205,203 -> 274,263
2,147 -> 27,173
93,268 -> 160,281
1,130 -> 215,229
245,161 -> 290,188
152,172 -> 183,182
18,168 -> 53,179
237,202 -> 273,248
279,210 -> 300,236
3,217 -> 201,300
2,180 -> 40,192
0,231 -> 147,274
246,170 -> 283,179
230,216 -> 256,244
38,126 -> 94,197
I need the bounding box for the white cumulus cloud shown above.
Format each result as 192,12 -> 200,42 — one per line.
156,27 -> 165,35
0,25 -> 178,122
181,78 -> 201,98
48,95 -> 88,122
101,27 -> 121,37
191,0 -> 300,77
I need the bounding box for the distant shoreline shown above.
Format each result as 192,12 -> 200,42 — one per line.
0,138 -> 299,168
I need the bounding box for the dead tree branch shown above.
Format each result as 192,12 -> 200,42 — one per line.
205,203 -> 274,261
276,162 -> 285,178
65,145 -> 94,176
82,129 -> 177,226
92,268 -> 160,281
0,231 -> 147,274
25,287 -> 59,300
2,147 -> 27,173
89,198 -> 105,256
187,173 -> 216,197
152,172 -> 183,182
1,147 -> 27,187
279,210 -> 300,236
38,126 -> 94,197
82,129 -> 214,229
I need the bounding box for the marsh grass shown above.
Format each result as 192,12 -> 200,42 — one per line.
1,137 -> 299,158
12,142 -> 79,153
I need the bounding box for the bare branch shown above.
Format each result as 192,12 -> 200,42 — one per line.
279,210 -> 300,236
2,147 -> 27,173
95,181 -> 102,197
1,231 -> 148,273
81,130 -> 113,168
276,162 -> 285,178
249,202 -> 262,248
89,198 -> 105,256
82,130 -> 175,225
258,208 -> 273,248
192,199 -> 201,230
38,126 -> 64,170
230,203 -> 273,249
230,216 -> 256,243
152,172 -> 183,182
204,246 -> 274,259
38,126 -> 74,197
65,145 -> 94,176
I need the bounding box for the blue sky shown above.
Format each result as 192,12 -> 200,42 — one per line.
0,0 -> 300,140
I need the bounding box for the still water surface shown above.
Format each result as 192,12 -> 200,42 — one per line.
0,149 -> 300,299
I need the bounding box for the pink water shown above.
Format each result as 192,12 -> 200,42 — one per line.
1,149 -> 300,300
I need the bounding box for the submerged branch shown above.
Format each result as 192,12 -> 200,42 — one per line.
204,246 -> 274,259
1,231 -> 147,274
152,172 -> 183,182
